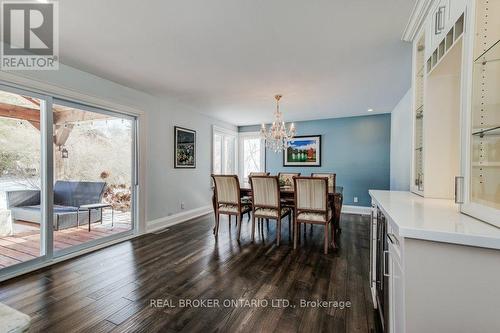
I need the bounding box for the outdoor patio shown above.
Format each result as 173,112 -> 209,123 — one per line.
0,210 -> 131,268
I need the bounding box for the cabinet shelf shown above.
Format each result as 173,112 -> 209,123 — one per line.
472,162 -> 500,167
474,39 -> 500,64
472,126 -> 500,137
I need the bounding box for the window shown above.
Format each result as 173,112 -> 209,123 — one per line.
212,126 -> 238,175
239,132 -> 265,183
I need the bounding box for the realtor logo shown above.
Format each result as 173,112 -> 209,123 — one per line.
1,0 -> 59,70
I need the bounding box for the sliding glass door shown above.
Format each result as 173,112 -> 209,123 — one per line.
0,83 -> 137,278
51,99 -> 136,255
0,84 -> 50,271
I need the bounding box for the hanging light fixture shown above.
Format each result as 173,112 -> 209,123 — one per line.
260,95 -> 296,152
61,147 -> 69,159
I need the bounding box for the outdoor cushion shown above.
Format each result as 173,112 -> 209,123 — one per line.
19,205 -> 79,213
54,181 -> 106,207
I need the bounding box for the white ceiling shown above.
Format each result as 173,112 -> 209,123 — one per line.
57,0 -> 414,125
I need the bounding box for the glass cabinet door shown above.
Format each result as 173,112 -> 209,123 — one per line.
462,0 -> 500,226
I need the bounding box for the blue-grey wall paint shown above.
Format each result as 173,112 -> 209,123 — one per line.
239,114 -> 391,207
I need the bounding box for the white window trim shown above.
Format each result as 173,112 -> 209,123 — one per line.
238,131 -> 266,182
212,125 -> 238,175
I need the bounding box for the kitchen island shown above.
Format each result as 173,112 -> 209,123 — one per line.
369,190 -> 500,333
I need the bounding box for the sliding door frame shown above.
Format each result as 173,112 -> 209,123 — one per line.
51,98 -> 138,258
0,83 -> 53,276
0,77 -> 144,282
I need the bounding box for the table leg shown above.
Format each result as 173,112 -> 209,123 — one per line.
88,209 -> 91,232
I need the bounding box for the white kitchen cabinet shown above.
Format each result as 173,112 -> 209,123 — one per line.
449,0 -> 467,25
370,191 -> 500,333
460,0 -> 500,227
388,240 -> 404,333
429,0 -> 450,50
409,0 -> 500,227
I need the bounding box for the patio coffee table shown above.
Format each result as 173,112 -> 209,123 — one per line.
77,203 -> 114,232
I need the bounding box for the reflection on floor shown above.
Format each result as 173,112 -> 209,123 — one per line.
0,210 -> 131,268
0,213 -> 381,332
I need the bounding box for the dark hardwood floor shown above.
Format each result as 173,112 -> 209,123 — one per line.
0,213 -> 381,333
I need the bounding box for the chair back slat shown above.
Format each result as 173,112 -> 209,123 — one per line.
311,173 -> 336,188
294,177 -> 328,211
251,176 -> 279,208
212,175 -> 240,204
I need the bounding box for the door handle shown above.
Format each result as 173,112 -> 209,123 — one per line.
435,6 -> 446,35
455,176 -> 464,204
383,250 -> 390,277
387,233 -> 399,247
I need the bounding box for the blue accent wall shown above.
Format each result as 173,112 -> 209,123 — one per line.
239,114 -> 391,207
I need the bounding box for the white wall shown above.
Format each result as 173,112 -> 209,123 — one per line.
0,62 -> 235,232
147,96 -> 235,221
390,88 -> 412,191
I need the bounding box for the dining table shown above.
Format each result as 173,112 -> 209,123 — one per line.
238,183 -> 344,233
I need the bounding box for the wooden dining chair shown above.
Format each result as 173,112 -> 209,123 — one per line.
293,176 -> 334,254
311,173 -> 336,188
278,172 -> 301,187
212,175 -> 251,241
249,172 -> 270,177
250,175 -> 291,246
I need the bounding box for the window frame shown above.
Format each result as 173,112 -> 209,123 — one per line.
238,131 -> 266,183
212,125 -> 238,175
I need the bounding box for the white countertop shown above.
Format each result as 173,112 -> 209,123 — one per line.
369,190 -> 500,250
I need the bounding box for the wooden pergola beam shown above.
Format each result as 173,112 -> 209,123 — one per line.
0,102 -> 40,123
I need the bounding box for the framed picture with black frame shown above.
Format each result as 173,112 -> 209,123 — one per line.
174,126 -> 196,168
283,135 -> 321,167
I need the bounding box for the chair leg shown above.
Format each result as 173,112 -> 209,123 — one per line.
324,224 -> 329,255
214,213 -> 220,236
237,214 -> 242,242
331,221 -> 336,249
288,214 -> 291,240
293,219 -> 298,250
277,218 -> 281,246
251,213 -> 256,243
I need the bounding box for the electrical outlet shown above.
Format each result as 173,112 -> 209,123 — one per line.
354,197 -> 358,203
181,202 -> 185,210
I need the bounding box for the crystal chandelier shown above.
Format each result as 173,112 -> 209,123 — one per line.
260,95 -> 296,152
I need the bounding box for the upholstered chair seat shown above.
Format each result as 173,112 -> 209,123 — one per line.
296,210 -> 332,222
254,207 -> 291,219
219,203 -> 251,214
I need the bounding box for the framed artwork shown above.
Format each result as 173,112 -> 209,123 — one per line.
283,135 -> 321,167
174,126 -> 196,168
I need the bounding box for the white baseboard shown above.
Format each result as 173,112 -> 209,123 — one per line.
147,205 -> 212,233
341,205 -> 372,215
